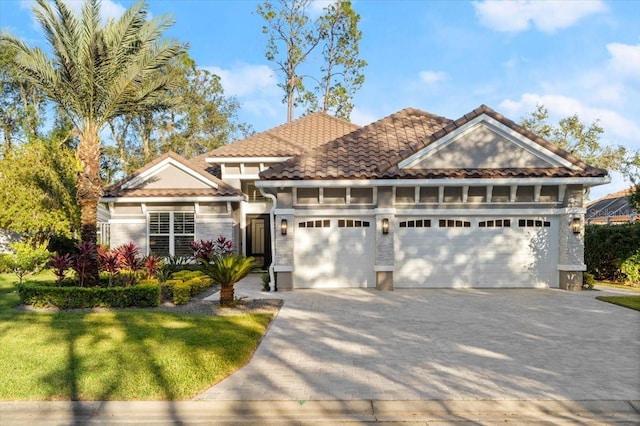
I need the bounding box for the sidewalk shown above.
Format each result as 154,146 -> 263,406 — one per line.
1,399 -> 639,425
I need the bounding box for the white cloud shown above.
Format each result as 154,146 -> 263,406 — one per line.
606,43 -> 640,81
308,0 -> 336,17
419,70 -> 448,85
499,93 -> 640,146
350,107 -> 378,126
21,0 -> 127,26
473,0 -> 607,33
204,64 -> 278,98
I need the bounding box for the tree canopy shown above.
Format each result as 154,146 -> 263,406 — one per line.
258,0 -> 366,121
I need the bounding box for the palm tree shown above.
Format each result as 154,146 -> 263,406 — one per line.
2,0 -> 185,284
199,254 -> 259,307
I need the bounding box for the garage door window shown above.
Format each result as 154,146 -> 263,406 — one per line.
338,219 -> 370,228
298,220 -> 330,228
479,219 -> 511,228
439,219 -> 471,228
399,219 -> 432,228
518,219 -> 551,227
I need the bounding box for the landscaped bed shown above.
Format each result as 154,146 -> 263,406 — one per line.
0,272 -> 277,400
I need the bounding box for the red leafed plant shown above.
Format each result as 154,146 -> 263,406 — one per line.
191,237 -> 233,263
115,242 -> 143,286
49,252 -> 73,283
144,255 -> 162,279
98,245 -> 122,286
72,242 -> 98,287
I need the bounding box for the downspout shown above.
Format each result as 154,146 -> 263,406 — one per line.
262,191 -> 278,292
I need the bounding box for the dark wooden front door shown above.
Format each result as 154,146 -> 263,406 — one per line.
246,214 -> 271,270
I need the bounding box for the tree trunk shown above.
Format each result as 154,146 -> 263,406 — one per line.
77,121 -> 103,286
220,284 -> 235,307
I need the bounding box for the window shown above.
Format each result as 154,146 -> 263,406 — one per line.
478,219 -> 511,228
338,219 -> 370,228
399,219 -> 431,228
439,219 -> 471,228
149,212 -> 194,256
518,219 -> 551,228
243,181 -> 267,202
298,220 -> 330,228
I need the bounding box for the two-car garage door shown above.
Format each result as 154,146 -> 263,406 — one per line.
292,216 -> 559,288
395,217 -> 559,288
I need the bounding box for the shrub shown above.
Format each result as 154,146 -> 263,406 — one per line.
261,272 -> 270,291
172,270 -> 204,280
49,252 -> 73,283
144,255 -> 162,279
72,242 -> 98,287
8,241 -> 52,284
17,282 -> 160,309
620,252 -> 640,284
585,223 -> 640,281
173,281 -> 191,305
161,279 -> 183,302
0,254 -> 12,273
583,272 -> 595,289
185,276 -> 213,296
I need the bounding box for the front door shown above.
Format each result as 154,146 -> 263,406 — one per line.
246,214 -> 272,270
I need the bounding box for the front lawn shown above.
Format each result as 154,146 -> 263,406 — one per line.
595,281 -> 640,292
0,272 -> 273,400
596,295 -> 640,312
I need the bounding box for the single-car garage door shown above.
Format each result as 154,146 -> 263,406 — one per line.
395,217 -> 558,288
294,217 -> 374,288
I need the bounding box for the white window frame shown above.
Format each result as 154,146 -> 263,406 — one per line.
148,211 -> 196,256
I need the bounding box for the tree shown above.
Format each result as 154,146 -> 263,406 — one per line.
0,138 -> 80,244
0,38 -> 45,154
2,0 -> 186,284
103,53 -> 250,181
520,105 -> 627,172
306,0 -> 366,119
258,0 -> 366,121
199,254 -> 259,307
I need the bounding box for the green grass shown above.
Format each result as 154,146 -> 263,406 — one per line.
595,281 -> 640,292
0,272 -> 273,400
596,295 -> 640,311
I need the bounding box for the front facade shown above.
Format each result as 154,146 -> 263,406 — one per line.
103,105 -> 609,291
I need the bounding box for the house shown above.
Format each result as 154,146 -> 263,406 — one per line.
586,188 -> 638,224
102,105 -> 610,291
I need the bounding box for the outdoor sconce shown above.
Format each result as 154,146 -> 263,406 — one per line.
281,219 -> 288,236
382,218 -> 390,235
571,217 -> 581,234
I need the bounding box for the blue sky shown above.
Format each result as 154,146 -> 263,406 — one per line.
1,0 -> 639,200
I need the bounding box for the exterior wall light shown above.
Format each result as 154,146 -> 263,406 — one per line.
571,217 -> 581,234
281,219 -> 288,236
382,218 -> 390,235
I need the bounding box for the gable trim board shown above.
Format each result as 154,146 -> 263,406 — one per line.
398,115 -> 577,171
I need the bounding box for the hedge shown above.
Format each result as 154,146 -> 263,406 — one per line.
585,223 -> 640,281
17,283 -> 160,309
173,281 -> 191,305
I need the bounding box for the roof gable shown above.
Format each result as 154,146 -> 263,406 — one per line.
103,152 -> 242,199
399,115 -> 577,171
260,105 -> 608,181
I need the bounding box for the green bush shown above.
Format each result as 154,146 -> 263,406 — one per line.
583,272 -> 595,289
185,276 -> 213,296
172,270 -> 204,280
0,254 -> 12,273
173,281 -> 191,305
161,279 -> 182,302
620,253 -> 640,284
17,283 -> 160,309
585,223 -> 640,281
8,241 -> 51,283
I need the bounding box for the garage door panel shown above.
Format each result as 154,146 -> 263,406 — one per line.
395,217 -> 558,288
294,218 -> 374,288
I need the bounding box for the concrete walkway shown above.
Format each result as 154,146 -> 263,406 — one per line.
2,279 -> 639,425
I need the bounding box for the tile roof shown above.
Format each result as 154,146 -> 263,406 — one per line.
586,188 -> 637,223
260,105 -> 609,180
199,112 -> 360,159
103,152 -> 242,198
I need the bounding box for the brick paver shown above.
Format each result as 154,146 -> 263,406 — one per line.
197,280 -> 640,401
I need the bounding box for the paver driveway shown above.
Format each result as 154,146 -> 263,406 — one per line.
197,281 -> 640,401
